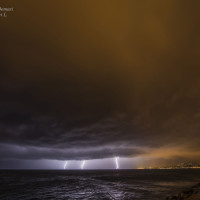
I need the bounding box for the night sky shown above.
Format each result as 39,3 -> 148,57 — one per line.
1,0 -> 200,169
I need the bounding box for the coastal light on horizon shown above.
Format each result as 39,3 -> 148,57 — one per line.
115,157 -> 119,169
81,160 -> 86,169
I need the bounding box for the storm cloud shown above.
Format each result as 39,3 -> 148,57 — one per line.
0,0 -> 200,165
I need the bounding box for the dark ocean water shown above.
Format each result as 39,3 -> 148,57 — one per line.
1,169 -> 200,200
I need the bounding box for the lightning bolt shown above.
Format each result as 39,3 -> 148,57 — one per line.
64,161 -> 68,169
115,157 -> 119,169
81,160 -> 85,170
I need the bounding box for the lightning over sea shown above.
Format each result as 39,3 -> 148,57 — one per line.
64,161 -> 68,169
1,1 -> 200,200
115,157 -> 119,169
81,160 -> 85,170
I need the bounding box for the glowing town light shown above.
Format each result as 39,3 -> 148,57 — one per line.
64,161 -> 68,169
81,160 -> 85,170
115,157 -> 119,169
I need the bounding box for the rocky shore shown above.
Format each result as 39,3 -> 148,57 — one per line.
166,183 -> 200,200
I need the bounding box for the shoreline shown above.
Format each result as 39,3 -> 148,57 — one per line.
166,183 -> 200,200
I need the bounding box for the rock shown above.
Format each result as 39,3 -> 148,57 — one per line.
177,192 -> 184,200
192,183 -> 200,189
182,189 -> 194,197
166,196 -> 178,200
166,183 -> 200,200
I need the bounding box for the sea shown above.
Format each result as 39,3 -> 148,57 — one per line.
1,169 -> 200,200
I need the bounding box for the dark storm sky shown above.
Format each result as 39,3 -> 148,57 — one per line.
0,0 -> 200,167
